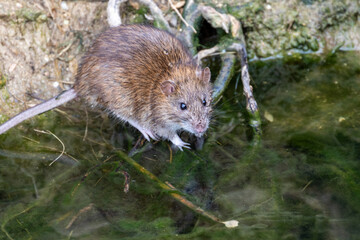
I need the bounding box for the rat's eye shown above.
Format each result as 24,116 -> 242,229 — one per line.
180,103 -> 187,110
202,99 -> 207,106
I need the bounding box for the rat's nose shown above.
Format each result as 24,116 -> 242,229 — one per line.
195,121 -> 206,134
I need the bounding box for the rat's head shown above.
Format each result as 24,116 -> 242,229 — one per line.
161,65 -> 212,137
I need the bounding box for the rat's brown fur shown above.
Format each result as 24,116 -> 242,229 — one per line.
75,25 -> 212,149
0,25 -> 211,149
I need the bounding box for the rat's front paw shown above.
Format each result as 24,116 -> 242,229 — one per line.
170,135 -> 191,151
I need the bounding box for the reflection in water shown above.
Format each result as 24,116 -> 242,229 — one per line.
0,51 -> 359,239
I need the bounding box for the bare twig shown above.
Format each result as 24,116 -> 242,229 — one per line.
168,0 -> 196,33
34,129 -> 65,166
66,203 -> 95,229
228,43 -> 261,143
20,168 -> 39,198
212,53 -> 236,102
122,171 -> 130,193
166,143 -> 173,163
194,45 -> 219,64
116,150 -> 238,227
56,40 -> 74,58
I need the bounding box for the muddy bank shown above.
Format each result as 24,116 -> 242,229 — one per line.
0,0 -> 358,118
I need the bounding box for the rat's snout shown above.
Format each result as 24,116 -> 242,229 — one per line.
194,120 -> 207,134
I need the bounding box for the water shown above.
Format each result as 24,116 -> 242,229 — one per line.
0,51 -> 359,239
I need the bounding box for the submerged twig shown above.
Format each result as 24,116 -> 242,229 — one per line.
20,167 -> 39,198
116,150 -> 238,227
34,129 -> 65,166
66,203 -> 95,229
0,149 -> 77,166
228,43 -> 261,143
122,170 -> 131,193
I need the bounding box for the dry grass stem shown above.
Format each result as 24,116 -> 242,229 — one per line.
34,129 -> 65,166
65,203 -> 95,229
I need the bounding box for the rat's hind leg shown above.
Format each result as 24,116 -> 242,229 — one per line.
127,119 -> 157,141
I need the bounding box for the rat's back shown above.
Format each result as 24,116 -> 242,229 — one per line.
74,25 -> 194,117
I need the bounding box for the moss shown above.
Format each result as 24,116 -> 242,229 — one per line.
16,8 -> 47,23
0,71 -> 6,88
219,0 -> 357,58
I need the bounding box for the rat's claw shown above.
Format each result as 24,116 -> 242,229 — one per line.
140,131 -> 150,141
147,131 -> 158,141
128,119 -> 155,142
170,135 -> 191,151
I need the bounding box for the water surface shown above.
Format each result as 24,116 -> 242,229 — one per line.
0,51 -> 359,239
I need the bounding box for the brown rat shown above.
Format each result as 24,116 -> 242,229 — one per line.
0,25 -> 212,150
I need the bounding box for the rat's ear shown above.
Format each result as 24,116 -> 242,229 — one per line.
161,80 -> 176,96
196,66 -> 211,83
202,67 -> 211,82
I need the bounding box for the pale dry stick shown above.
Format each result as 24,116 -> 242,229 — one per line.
117,150 -> 239,228
53,108 -> 74,123
34,129 -> 65,166
195,46 -> 219,63
195,47 -> 237,62
66,203 -> 95,229
301,180 -> 313,192
56,40 -> 74,58
166,143 -> 173,163
168,0 -> 197,33
22,136 -> 40,144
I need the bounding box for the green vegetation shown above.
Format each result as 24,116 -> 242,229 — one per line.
0,51 -> 359,239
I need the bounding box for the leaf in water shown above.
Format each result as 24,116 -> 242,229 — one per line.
264,110 -> 274,122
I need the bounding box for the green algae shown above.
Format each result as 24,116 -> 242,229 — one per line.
1,51 -> 360,239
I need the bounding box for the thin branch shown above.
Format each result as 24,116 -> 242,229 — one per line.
116,150 -> 238,228
228,43 -> 262,143
56,40 -> 74,58
168,0 -> 196,33
34,129 -> 65,166
212,53 -> 236,102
